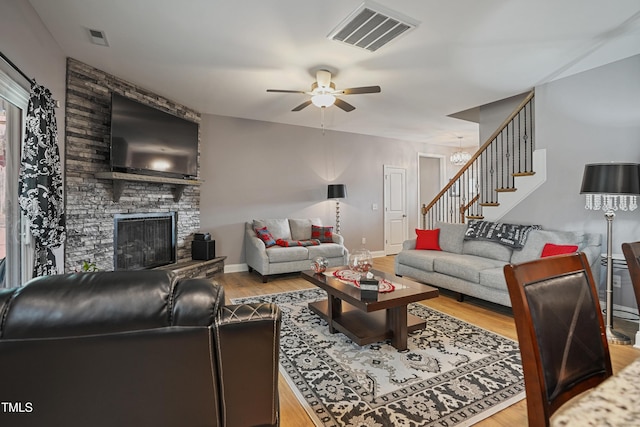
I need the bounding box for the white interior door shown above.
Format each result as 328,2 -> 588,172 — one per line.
384,165 -> 407,255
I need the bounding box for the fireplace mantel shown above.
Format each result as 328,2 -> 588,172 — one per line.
95,171 -> 203,202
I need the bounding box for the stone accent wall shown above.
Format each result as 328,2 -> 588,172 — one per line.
64,58 -> 201,272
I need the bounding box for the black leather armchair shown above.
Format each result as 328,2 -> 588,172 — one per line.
0,270 -> 281,427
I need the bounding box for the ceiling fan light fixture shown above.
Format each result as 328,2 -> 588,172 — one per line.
311,93 -> 336,108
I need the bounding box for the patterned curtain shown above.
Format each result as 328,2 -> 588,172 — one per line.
18,83 -> 65,277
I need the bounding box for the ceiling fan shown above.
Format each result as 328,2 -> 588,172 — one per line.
267,69 -> 381,112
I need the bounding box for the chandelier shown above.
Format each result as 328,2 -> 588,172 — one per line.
450,137 -> 471,166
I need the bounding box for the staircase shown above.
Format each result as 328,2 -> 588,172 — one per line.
422,91 -> 545,228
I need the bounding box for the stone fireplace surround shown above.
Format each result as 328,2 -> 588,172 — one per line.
64,58 -> 201,273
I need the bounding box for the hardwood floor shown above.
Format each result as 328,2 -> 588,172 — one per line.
216,256 -> 640,426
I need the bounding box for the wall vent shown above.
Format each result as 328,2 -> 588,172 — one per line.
327,1 -> 419,52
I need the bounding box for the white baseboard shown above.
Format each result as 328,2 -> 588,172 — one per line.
225,263 -> 248,273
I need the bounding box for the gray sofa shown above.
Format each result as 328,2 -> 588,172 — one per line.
395,221 -> 602,307
245,218 -> 349,282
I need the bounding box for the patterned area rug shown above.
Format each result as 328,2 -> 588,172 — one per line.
232,288 -> 525,426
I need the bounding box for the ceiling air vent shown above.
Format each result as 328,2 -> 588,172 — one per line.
327,1 -> 419,52
87,28 -> 109,47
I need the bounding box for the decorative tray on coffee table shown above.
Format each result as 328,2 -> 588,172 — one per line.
329,268 -> 395,293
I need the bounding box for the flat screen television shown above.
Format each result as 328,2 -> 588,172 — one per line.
110,93 -> 199,179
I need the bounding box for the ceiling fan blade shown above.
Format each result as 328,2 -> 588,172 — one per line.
334,98 -> 355,112
292,100 -> 312,111
339,86 -> 381,95
266,89 -> 306,94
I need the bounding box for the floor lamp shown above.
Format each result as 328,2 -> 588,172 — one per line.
581,163 -> 640,345
327,184 -> 347,234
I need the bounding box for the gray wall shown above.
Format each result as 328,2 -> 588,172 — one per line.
198,116 -> 454,267
494,55 -> 640,312
420,156 -> 442,209
0,0 -> 66,132
500,55 -> 640,246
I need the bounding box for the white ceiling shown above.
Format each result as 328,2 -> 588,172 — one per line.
28,0 -> 640,147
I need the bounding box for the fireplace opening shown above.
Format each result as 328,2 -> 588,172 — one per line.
114,212 -> 177,270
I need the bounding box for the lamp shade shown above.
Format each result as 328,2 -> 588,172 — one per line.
580,163 -> 640,194
327,184 -> 347,199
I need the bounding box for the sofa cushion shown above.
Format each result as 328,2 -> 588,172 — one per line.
540,243 -> 579,257
434,255 -> 506,283
307,243 -> 345,259
415,228 -> 442,250
510,229 -> 585,264
265,246 -> 309,263
396,250 -> 465,273
436,221 -> 467,254
479,267 -> 508,291
289,218 -> 321,241
311,225 -> 334,243
255,227 -> 276,247
253,219 -> 292,240
463,240 -> 513,262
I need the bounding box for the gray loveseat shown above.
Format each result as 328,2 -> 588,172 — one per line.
395,221 -> 602,307
245,218 -> 349,282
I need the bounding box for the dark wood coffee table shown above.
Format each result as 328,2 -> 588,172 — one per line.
301,267 -> 438,351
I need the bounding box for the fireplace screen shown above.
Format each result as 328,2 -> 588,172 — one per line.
114,212 -> 176,270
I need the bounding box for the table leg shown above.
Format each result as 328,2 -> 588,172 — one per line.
388,306 -> 408,350
327,295 -> 342,334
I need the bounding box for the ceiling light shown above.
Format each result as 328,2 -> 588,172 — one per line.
450,137 -> 471,166
311,94 -> 336,108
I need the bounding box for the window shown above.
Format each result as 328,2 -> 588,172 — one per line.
0,66 -> 32,287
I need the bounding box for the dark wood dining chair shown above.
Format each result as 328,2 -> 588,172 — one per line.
503,252 -> 612,427
622,241 -> 640,311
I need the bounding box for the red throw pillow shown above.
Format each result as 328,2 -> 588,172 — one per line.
541,243 -> 579,258
255,227 -> 276,248
311,225 -> 334,243
415,228 -> 442,251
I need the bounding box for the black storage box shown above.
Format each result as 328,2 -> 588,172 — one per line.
192,240 -> 215,260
